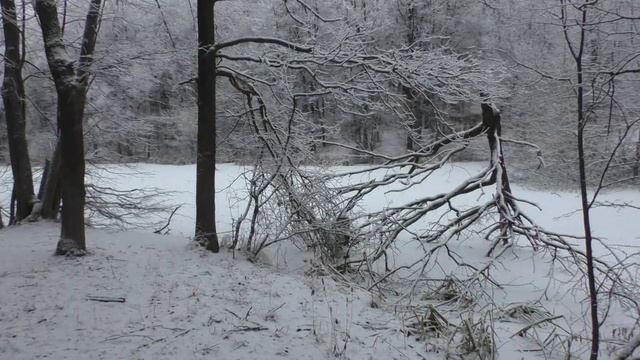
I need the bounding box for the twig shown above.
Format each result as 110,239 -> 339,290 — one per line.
136,329 -> 192,350
227,325 -> 268,333
510,316 -> 564,338
154,205 -> 182,234
87,295 -> 126,303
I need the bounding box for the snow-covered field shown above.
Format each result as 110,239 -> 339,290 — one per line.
1,163 -> 639,359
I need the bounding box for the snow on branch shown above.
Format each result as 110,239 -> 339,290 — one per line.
212,37 -> 313,54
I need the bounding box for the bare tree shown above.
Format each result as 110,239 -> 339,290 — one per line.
211,2 -> 513,257
195,0 -> 219,252
558,2 -> 600,357
555,2 -> 640,357
33,0 -> 103,255
483,0 -> 640,357
1,0 -> 35,222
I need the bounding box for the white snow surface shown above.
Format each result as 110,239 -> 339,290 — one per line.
1,162 -> 639,359
0,223 -> 419,360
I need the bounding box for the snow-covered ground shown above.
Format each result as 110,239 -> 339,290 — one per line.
1,163 -> 639,359
0,223 -> 423,360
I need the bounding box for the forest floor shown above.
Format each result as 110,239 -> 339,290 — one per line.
0,163 -> 639,359
0,222 -> 422,360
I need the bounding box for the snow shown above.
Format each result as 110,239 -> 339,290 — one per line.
1,162 -> 639,359
0,223 -> 420,360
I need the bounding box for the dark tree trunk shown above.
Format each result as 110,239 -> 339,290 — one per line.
57,86 -> 88,253
9,188 -> 16,223
34,0 -> 103,255
1,0 -> 35,222
481,104 -> 510,189
40,141 -> 62,219
196,0 -> 219,252
577,52 -> 599,360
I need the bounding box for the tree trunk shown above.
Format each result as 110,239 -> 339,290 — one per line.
40,140 -> 62,219
34,0 -> 103,255
633,129 -> 640,177
56,85 -> 87,254
196,0 -> 219,252
577,54 -> 600,360
9,188 -> 16,223
1,0 -> 35,222
482,103 -> 513,242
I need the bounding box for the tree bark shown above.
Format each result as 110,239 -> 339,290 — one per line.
34,0 -> 103,255
39,141 -> 62,219
196,0 -> 219,252
56,85 -> 88,253
1,0 -> 35,222
482,103 -> 514,242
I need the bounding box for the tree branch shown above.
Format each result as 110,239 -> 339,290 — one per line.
212,37 -> 313,53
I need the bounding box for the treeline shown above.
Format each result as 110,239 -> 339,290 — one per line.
1,0 -> 639,239
2,1 -> 638,186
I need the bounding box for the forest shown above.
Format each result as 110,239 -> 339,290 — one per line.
1,0 -> 639,359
